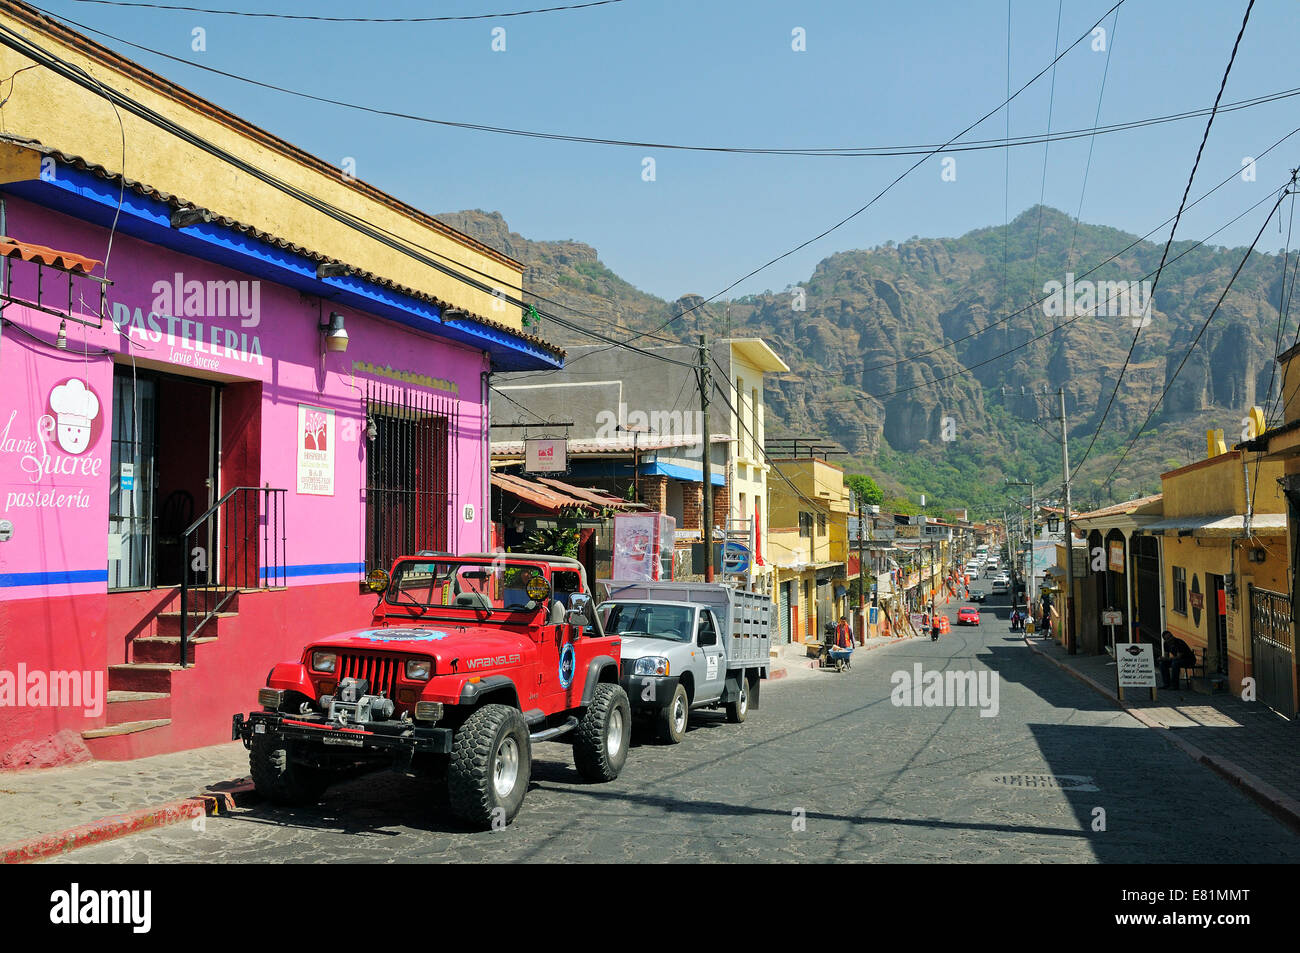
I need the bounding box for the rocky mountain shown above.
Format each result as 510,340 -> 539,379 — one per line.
440,206 -> 1294,517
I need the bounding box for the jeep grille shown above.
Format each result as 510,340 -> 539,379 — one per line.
336,653 -> 401,702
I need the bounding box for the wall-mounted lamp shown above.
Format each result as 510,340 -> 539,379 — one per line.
1048,515 -> 1061,533
321,311 -> 349,353
56,318 -> 67,350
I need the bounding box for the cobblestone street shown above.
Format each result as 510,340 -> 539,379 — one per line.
49,604 -> 1300,864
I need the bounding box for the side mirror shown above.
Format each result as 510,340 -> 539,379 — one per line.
565,593 -> 591,629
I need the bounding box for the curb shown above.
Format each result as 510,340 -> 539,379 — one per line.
1022,635 -> 1300,835
0,780 -> 255,864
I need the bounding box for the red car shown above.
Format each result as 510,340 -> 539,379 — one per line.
957,606 -> 981,626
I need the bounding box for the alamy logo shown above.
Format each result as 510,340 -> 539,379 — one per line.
151,272 -> 261,328
595,403 -> 705,453
0,666 -> 104,717
1042,273 -> 1152,327
49,884 -> 151,933
890,664 -> 999,718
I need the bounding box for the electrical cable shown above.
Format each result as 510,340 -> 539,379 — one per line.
74,0 -> 1300,170
803,187 -> 1283,405
1069,3 -> 1120,270
800,124 -> 1300,394
1070,0 -> 1256,483
0,21 -> 706,370
63,0 -> 630,20
1098,183 -> 1290,489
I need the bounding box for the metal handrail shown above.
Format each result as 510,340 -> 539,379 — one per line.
179,486 -> 287,668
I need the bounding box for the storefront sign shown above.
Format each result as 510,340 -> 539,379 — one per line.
296,404 -> 335,496
1108,540 -> 1125,573
524,438 -> 567,474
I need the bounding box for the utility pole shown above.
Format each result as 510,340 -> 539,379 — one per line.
1058,387 -> 1077,653
856,491 -> 866,620
698,334 -> 714,582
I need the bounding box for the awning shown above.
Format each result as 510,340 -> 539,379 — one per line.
491,473 -> 595,514
1141,513 -> 1286,537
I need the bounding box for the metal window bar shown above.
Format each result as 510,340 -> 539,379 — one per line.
364,380 -> 457,573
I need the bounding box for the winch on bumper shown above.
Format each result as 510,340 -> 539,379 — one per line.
232,676 -> 453,761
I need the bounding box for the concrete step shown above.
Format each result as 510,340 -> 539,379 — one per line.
153,611 -> 236,641
107,663 -> 183,694
82,718 -> 171,739
105,690 -> 172,722
131,635 -> 218,665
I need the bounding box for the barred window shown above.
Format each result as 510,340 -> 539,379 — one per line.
817,513 -> 827,533
364,381 -> 457,573
799,512 -> 813,538
1172,566 -> 1187,615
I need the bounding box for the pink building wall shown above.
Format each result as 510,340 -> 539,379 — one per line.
0,198 -> 493,765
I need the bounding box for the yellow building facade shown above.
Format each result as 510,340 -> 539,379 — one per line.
0,3 -> 522,322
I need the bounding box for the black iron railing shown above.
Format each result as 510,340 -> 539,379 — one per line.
179,486 -> 287,667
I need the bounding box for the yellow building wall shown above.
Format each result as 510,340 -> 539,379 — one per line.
1162,452 -> 1284,518
0,6 -> 523,322
1162,534 -> 1287,698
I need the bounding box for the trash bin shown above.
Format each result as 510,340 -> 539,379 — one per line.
1025,617 -> 1035,635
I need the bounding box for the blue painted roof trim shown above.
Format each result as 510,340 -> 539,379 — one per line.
2,164 -> 562,372
567,458 -> 724,486
642,459 -> 726,486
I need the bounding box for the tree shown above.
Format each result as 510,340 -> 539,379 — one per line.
845,474 -> 884,506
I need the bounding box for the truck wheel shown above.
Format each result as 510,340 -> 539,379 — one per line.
657,683 -> 689,744
725,676 -> 750,723
573,683 -> 630,782
249,735 -> 329,806
448,704 -> 531,829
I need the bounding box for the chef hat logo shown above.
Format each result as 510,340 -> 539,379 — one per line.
50,379 -> 100,454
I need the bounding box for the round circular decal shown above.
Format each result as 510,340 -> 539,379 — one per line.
526,575 -> 551,601
558,641 -> 576,689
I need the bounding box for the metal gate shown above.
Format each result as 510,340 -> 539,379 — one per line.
778,582 -> 791,645
1249,585 -> 1295,715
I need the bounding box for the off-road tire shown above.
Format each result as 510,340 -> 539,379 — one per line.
725,675 -> 750,723
448,704 -> 531,829
573,683 -> 630,782
249,734 -> 330,805
657,683 -> 689,744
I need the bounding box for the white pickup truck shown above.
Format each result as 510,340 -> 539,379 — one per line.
598,581 -> 772,744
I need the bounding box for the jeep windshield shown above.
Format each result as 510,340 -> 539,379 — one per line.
385,559 -> 550,614
601,602 -> 693,642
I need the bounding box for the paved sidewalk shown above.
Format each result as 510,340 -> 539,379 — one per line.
1024,634 -> 1300,829
0,742 -> 251,861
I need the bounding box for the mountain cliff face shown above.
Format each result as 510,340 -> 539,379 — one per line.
439,206 -> 1292,514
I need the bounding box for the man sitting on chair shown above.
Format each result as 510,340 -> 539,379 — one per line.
1160,629 -> 1196,690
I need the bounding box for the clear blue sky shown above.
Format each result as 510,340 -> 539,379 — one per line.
36,0 -> 1300,301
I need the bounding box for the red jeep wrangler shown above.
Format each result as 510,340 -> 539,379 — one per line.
232,553 -> 630,828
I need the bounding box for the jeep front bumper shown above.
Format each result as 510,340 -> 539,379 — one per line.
233,710 -> 454,756
620,674 -> 681,712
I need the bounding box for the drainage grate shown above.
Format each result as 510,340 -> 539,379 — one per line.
980,773 -> 1098,792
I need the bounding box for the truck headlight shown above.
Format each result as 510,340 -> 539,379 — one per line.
633,656 -> 670,677
406,658 -> 432,680
311,651 -> 338,673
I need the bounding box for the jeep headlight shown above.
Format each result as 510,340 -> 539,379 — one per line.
633,656 -> 670,677
406,658 -> 432,680
311,650 -> 338,673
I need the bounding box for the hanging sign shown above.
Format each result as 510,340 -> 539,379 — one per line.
296,404 -> 335,496
524,438 -> 567,474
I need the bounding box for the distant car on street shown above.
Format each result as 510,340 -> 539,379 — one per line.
992,579 -> 1009,594
969,589 -> 986,602
957,606 -> 981,625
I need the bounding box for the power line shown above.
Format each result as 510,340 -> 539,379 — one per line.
50,0 -> 1300,166
63,0 -> 629,21
1098,184 -> 1290,489
0,21 -> 706,369
1070,0 -> 1256,483
799,124 -> 1300,389
805,187 -> 1284,406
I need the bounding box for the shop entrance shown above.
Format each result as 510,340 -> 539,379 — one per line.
109,365 -> 219,591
